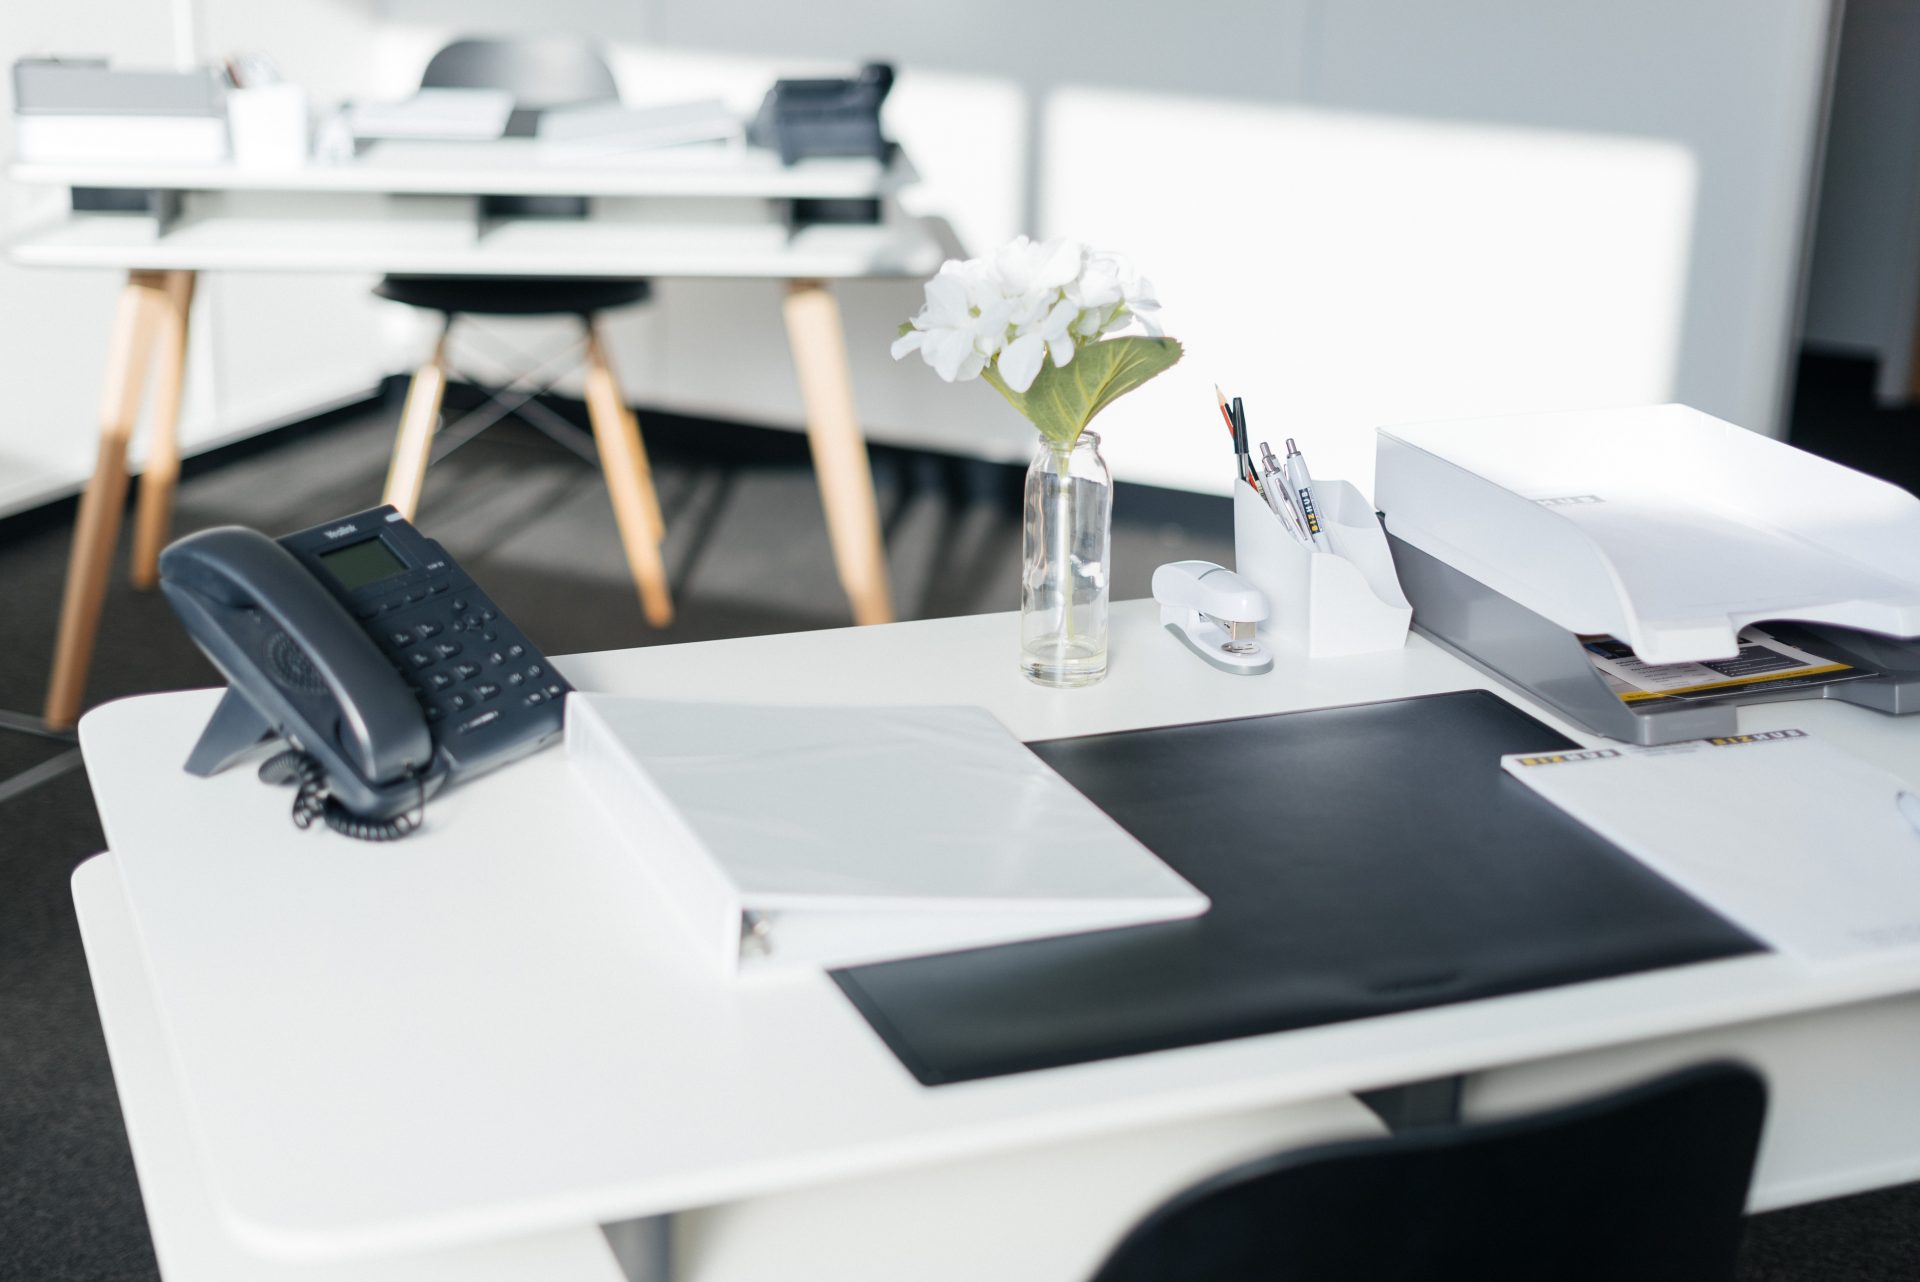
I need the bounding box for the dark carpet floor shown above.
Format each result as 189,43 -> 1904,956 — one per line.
2,356 -> 1916,1278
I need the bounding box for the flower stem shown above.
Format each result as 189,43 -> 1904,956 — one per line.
1052,444 -> 1073,651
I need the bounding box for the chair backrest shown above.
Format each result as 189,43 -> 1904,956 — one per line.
419,37 -> 618,111
1088,1061 -> 1766,1282
420,37 -> 617,217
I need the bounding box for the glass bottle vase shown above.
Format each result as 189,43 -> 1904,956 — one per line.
1020,430 -> 1113,687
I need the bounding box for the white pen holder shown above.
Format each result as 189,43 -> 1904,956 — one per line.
1234,478 -> 1412,657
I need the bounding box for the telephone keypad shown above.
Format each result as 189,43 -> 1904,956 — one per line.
360,571 -> 569,748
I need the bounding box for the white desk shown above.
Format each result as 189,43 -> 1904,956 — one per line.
9,141 -> 947,728
11,142 -> 920,199
70,599 -> 1920,1279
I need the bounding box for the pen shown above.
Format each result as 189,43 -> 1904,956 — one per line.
1260,442 -> 1311,544
1216,386 -> 1260,491
1257,446 -> 1287,519
1231,397 -> 1256,492
1284,439 -> 1332,552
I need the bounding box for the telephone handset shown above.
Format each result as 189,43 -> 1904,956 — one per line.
160,506 -> 570,838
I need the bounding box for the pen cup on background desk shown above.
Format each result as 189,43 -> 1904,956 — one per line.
1234,479 -> 1411,657
227,84 -> 309,169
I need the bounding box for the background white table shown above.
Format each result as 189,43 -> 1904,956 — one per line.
8,141 -> 948,730
69,599 -> 1920,1279
8,144 -> 941,279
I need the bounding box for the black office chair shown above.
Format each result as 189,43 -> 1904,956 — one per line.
1088,1062 -> 1767,1282
374,35 -> 671,626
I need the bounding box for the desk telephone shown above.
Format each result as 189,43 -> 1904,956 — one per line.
159,506 -> 570,839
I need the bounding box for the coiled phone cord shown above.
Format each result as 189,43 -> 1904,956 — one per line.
257,749 -> 425,842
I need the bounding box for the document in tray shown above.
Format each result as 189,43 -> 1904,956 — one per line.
566,696 -> 1209,975
1581,627 -> 1872,705
346,88 -> 514,140
535,98 -> 741,156
1505,731 -> 1920,964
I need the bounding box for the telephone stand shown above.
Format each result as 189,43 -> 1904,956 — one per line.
182,688 -> 278,778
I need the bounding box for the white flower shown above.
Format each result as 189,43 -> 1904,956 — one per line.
890,260 -> 1015,382
892,237 -> 1163,391
998,295 -> 1081,392
990,235 -> 1084,299
1069,249 -> 1162,339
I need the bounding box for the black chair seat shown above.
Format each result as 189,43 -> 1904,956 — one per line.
1089,1061 -> 1767,1282
374,275 -> 652,317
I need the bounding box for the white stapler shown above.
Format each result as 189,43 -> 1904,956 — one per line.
1152,560 -> 1273,675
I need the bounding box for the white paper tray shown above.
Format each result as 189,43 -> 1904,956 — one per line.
1376,404 -> 1920,663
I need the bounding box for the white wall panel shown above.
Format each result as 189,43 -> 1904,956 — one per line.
1040,91 -> 1696,495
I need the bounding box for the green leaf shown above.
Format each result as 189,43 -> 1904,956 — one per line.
898,320 -> 916,338
984,336 -> 1183,448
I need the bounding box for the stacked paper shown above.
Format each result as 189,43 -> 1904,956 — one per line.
1505,731 -> 1920,964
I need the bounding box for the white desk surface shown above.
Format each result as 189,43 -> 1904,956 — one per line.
71,856 -> 628,1282
75,599 -> 1920,1262
6,141 -> 946,278
9,139 -> 913,200
7,210 -> 946,278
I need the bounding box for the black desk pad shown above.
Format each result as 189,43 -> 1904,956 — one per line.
831,690 -> 1763,1086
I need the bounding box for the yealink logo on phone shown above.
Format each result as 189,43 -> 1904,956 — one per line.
322,524 -> 358,539
1533,495 -> 1604,507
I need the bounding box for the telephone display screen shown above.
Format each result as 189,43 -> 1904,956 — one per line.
317,537 -> 406,591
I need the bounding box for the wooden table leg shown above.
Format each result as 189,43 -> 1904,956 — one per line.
382,324 -> 449,520
623,397 -> 667,544
43,271 -> 170,728
129,271 -> 197,590
583,323 -> 674,628
781,279 -> 895,626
